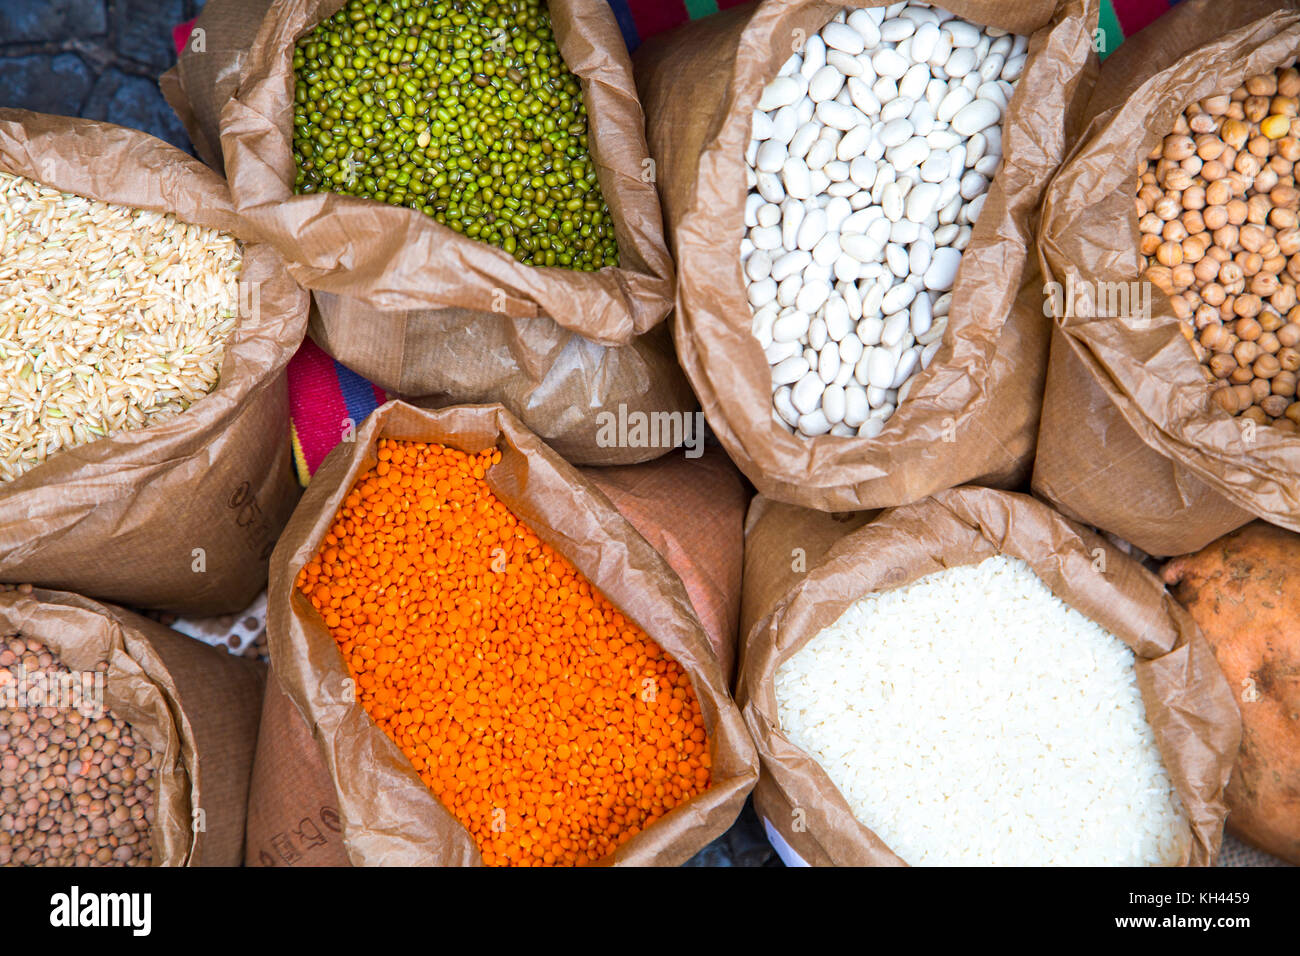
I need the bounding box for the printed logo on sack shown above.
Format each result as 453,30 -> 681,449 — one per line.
594,404 -> 708,459
49,887 -> 151,937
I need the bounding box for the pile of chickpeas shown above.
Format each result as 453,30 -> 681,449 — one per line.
1137,64 -> 1300,432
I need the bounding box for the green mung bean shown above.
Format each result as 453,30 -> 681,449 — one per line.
292,0 -> 619,271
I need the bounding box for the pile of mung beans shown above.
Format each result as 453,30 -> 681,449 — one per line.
292,0 -> 619,271
1138,64 -> 1300,432
0,629 -> 156,867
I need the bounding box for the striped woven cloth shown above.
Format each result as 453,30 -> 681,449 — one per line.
255,0 -> 1185,482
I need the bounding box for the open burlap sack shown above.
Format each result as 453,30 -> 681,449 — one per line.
0,110 -> 307,615
736,487 -> 1240,866
1033,0 -> 1300,557
260,401 -> 756,866
246,441 -> 750,866
0,588 -> 264,866
633,0 -> 1098,511
170,0 -> 690,463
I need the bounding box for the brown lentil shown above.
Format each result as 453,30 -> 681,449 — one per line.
0,631 -> 155,866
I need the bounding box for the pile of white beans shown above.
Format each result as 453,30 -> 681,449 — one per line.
742,3 -> 1026,438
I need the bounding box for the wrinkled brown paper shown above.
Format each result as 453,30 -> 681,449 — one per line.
166,0 -> 692,464
263,401 -> 758,866
0,588 -> 265,866
634,0 -> 1098,511
1033,0 -> 1300,557
0,110 -> 307,614
736,486 -> 1241,866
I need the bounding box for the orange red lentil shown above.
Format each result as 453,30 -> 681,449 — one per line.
296,438 -> 712,866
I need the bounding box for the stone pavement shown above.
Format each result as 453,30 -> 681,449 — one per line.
0,0 -> 203,152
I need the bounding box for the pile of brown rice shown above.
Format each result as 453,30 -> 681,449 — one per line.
0,171 -> 242,481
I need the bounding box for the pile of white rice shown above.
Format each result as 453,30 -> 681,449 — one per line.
775,554 -> 1191,866
0,171 -> 241,481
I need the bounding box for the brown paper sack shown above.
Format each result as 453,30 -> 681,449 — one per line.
179,0 -> 692,464
0,110 -> 308,615
0,588 -> 265,866
262,401 -> 757,866
1033,0 -> 1300,557
161,0 -> 276,171
632,0 -> 1099,511
736,486 -> 1241,866
246,442 -> 749,866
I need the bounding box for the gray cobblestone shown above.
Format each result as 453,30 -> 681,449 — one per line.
0,0 -> 107,43
0,0 -> 204,151
0,53 -> 95,117
81,67 -> 189,150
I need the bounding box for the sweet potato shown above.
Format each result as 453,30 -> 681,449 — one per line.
1163,522 -> 1300,864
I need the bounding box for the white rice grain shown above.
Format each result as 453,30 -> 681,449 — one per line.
775,554 -> 1191,866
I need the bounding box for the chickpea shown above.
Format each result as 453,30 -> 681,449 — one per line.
1254,353 -> 1282,378
1196,134 -> 1227,161
1273,370 -> 1298,396
1278,322 -> 1300,347
1263,286 -> 1294,312
1246,194 -> 1272,224
1270,207 -> 1298,230
1208,353 -> 1237,379
1154,194 -> 1182,220
1212,386 -> 1240,413
1162,219 -> 1189,243
1244,96 -> 1271,123
1246,73 -> 1278,97
1279,68 -> 1300,98
1202,281 -> 1228,307
1240,223 -> 1269,252
1202,94 -> 1232,115
1250,272 -> 1282,297
1201,158 -> 1228,181
1234,294 -> 1264,319
1272,94 -> 1300,118
1156,240 -> 1184,267
1260,394 -> 1290,418
1162,133 -> 1196,160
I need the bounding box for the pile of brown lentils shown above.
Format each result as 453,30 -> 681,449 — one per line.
0,631 -> 156,866
1137,64 -> 1300,432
